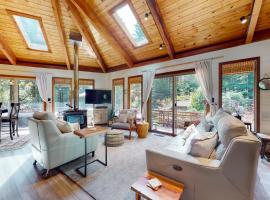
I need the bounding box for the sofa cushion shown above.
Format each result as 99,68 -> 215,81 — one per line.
111,122 -> 130,130
212,109 -> 230,127
189,132 -> 218,158
56,119 -> 72,133
33,112 -> 56,122
217,115 -> 247,147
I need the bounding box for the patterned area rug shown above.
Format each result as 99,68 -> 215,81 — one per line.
60,132 -> 270,200
0,129 -> 30,152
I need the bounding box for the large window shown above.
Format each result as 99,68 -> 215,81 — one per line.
128,76 -> 142,118
150,71 -> 205,135
9,10 -> 49,51
53,78 -> 72,118
0,79 -> 11,109
111,2 -> 149,48
79,79 -> 95,125
112,78 -> 124,115
219,58 -> 260,131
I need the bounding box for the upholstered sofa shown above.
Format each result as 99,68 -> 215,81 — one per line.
146,109 -> 261,200
28,112 -> 98,175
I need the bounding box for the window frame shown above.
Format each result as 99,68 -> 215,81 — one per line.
218,57 -> 260,132
128,75 -> 143,113
112,78 -> 125,114
52,77 -> 72,113
7,10 -> 51,52
109,0 -> 151,49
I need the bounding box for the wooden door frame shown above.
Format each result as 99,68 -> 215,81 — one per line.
218,57 -> 260,132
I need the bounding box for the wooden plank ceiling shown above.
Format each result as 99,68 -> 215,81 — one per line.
0,0 -> 270,72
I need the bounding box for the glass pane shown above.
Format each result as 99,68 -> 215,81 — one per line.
114,85 -> 124,115
130,83 -> 142,118
54,83 -> 71,117
175,74 -> 204,134
18,79 -> 43,127
0,79 -> 11,109
222,72 -> 255,128
113,4 -> 148,47
79,84 -> 94,125
151,77 -> 173,134
14,15 -> 48,51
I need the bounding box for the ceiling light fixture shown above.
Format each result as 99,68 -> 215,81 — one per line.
159,44 -> 164,50
144,12 -> 151,20
240,15 -> 249,24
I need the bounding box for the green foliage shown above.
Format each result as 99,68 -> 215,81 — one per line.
133,23 -> 146,44
0,79 -> 11,107
191,89 -> 205,112
130,83 -> 142,111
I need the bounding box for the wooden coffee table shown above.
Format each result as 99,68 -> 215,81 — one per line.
74,126 -> 109,177
131,171 -> 184,200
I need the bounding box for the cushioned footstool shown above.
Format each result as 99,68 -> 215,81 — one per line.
106,129 -> 125,147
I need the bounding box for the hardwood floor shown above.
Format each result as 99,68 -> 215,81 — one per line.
0,144 -> 92,200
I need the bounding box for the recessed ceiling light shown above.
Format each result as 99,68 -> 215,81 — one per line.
240,16 -> 248,24
144,12 -> 151,20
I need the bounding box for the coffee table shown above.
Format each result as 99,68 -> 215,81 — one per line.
131,171 -> 184,200
74,126 -> 109,177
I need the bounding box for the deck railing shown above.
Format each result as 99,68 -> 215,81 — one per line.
152,109 -> 203,129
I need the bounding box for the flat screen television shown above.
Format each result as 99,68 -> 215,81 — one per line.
85,89 -> 111,104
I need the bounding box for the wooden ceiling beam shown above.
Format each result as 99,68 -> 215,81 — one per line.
0,33 -> 16,65
62,0 -> 106,73
246,0 -> 263,44
146,0 -> 175,59
51,0 -> 71,70
71,0 -> 134,68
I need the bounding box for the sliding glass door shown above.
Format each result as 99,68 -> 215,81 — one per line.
0,79 -> 11,108
151,76 -> 174,134
150,71 -> 205,136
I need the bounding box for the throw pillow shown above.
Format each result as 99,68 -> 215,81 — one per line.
215,143 -> 226,160
212,108 -> 230,127
217,115 -> 247,147
182,124 -> 196,140
189,132 -> 218,158
118,114 -> 127,123
69,122 -> 80,131
196,118 -> 214,132
56,119 -> 72,133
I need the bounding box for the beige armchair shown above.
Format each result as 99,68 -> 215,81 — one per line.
111,109 -> 137,139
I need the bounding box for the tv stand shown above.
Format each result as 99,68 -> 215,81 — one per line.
94,107 -> 108,125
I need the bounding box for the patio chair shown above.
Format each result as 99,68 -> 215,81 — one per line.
1,103 -> 20,140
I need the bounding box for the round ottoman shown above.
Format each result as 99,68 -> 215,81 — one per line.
106,129 -> 125,147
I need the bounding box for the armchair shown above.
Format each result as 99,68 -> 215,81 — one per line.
111,109 -> 137,139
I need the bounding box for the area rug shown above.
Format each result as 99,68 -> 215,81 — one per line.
60,132 -> 270,200
0,129 -> 30,152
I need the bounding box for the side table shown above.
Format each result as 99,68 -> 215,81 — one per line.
136,122 -> 149,138
131,171 -> 184,200
257,133 -> 270,162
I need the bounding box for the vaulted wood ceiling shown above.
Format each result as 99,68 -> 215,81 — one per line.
0,0 -> 270,73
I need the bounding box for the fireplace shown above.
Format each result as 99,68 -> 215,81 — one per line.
63,110 -> 87,129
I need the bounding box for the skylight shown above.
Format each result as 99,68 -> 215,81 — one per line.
112,3 -> 149,48
13,15 -> 48,51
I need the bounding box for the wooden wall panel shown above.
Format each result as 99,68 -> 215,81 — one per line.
256,0 -> 270,31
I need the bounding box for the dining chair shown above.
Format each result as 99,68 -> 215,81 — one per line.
1,103 -> 20,140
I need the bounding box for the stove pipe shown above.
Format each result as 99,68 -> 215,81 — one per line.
69,32 -> 82,111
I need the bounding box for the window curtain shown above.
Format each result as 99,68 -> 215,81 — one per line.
142,70 -> 155,121
195,60 -> 216,116
36,72 -> 52,111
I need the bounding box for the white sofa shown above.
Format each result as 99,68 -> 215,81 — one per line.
146,110 -> 261,200
28,113 -> 98,174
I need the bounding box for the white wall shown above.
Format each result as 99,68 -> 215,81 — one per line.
0,65 -> 109,111
109,39 -> 270,133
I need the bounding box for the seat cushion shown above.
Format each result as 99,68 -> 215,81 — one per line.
33,112 -> 56,122
111,122 -> 130,130
217,115 -> 247,147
